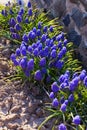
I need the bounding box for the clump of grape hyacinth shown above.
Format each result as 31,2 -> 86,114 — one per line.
49,69 -> 87,129
11,24 -> 69,83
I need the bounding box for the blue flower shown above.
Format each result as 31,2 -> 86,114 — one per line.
27,1 -> 31,8
37,29 -> 41,36
31,32 -> 36,39
21,46 -> 26,56
55,60 -> 64,69
73,115 -> 81,125
41,34 -> 46,42
10,53 -> 16,61
9,9 -> 14,14
49,26 -> 53,32
33,27 -> 37,34
27,59 -> 34,71
25,17 -> 29,23
51,82 -> 59,93
39,57 -> 46,67
68,94 -> 74,102
83,76 -> 87,87
18,0 -> 22,5
60,103 -> 67,112
15,23 -> 21,31
58,41 -> 62,49
20,58 -> 27,69
79,71 -> 86,80
49,92 -> 55,99
56,34 -> 62,41
43,26 -> 48,32
58,123 -> 67,130
38,22 -> 42,29
52,98 -> 59,107
64,39 -> 68,46
34,70 -> 42,81
51,49 -> 57,58
16,15 -> 22,23
60,96 -> 65,104
33,48 -> 38,57
10,27 -> 15,32
59,74 -> 65,83
28,9 -> 32,16
22,34 -> 28,43
13,59 -> 19,66
28,46 -> 33,53
10,18 -> 16,26
18,8 -> 24,15
16,48 -> 20,56
61,47 -> 67,55
64,100 -> 68,105
38,43 -> 42,51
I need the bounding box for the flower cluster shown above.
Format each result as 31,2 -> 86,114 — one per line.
10,25 -> 69,83
49,69 -> 87,129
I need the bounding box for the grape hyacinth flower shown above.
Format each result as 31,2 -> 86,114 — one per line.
49,26 -> 53,32
58,123 -> 67,130
28,9 -> 32,16
21,46 -> 26,56
39,57 -> 46,67
60,103 -> 67,112
16,15 -> 22,23
73,115 -> 81,125
16,48 -> 21,56
51,82 -> 59,93
15,23 -> 21,31
25,17 -> 29,23
27,1 -> 31,8
68,94 -> 74,102
49,92 -> 55,99
83,76 -> 87,87
22,34 -> 28,43
34,70 -> 42,81
52,98 -> 59,107
27,59 -> 34,71
10,18 -> 16,27
20,58 -> 27,69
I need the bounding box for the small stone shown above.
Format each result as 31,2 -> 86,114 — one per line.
0,61 -> 9,72
6,114 -> 20,122
7,123 -> 19,129
11,105 -> 21,113
2,48 -> 11,58
36,108 -> 43,117
0,80 -> 5,86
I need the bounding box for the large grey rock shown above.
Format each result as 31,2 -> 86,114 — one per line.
71,7 -> 87,27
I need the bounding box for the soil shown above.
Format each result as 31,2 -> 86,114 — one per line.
0,38 -> 55,130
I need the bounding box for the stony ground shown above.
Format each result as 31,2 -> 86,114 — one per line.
0,38 -> 54,130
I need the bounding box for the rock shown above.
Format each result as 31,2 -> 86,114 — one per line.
50,0 -> 66,18
2,48 -> 11,59
63,14 -> 71,27
36,108 -> 43,117
11,105 -> 21,113
68,28 -> 82,46
70,0 -> 79,3
71,7 -> 84,28
0,61 -> 9,72
5,114 -> 20,122
0,80 -> 6,86
79,0 -> 87,11
7,123 -> 19,129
